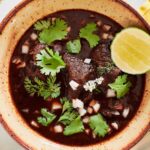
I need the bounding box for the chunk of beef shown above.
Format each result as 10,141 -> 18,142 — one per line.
91,44 -> 111,67
63,53 -> 96,99
92,43 -> 121,88
102,67 -> 121,86
64,53 -> 96,84
30,43 -> 45,60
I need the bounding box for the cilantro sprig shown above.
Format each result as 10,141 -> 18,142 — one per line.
37,108 -> 56,126
89,114 -> 109,137
108,74 -> 132,98
24,75 -> 60,100
58,97 -> 78,125
66,39 -> 81,54
79,23 -> 100,48
36,47 -> 66,76
34,18 -> 68,45
58,111 -> 78,126
58,97 -> 84,135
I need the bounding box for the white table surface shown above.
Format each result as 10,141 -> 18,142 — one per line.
0,0 -> 149,150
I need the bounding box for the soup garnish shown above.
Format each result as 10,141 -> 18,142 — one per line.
10,10 -> 145,146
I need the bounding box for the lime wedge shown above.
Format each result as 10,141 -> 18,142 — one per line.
139,0 -> 150,23
111,28 -> 150,74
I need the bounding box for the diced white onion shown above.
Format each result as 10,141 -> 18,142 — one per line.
111,111 -> 120,116
67,26 -> 71,32
106,89 -> 116,98
97,20 -> 102,26
111,122 -> 119,130
83,116 -> 89,124
85,129 -> 90,135
87,107 -> 93,114
22,45 -> 29,54
78,108 -> 87,116
12,58 -> 21,64
72,99 -> 84,109
92,132 -> 96,139
89,100 -> 96,107
21,109 -> 29,113
102,33 -> 109,39
30,33 -> 38,40
52,17 -> 56,22
84,58 -> 91,64
103,24 -> 111,31
69,80 -> 79,90
31,121 -> 39,128
17,62 -> 26,69
33,110 -> 40,114
51,102 -> 62,111
93,103 -> 101,113
53,125 -> 63,133
108,34 -> 114,40
122,107 -> 130,118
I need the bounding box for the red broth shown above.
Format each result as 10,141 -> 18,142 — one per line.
9,10 -> 145,146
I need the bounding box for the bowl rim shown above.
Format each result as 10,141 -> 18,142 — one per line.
0,0 -> 150,150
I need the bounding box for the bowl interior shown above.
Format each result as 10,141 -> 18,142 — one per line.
0,0 -> 150,150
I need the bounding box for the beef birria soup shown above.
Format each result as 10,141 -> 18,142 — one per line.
9,10 -> 145,146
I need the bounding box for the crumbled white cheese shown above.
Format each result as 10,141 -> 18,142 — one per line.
30,33 -> 38,40
83,80 -> 96,92
83,77 -> 104,92
95,77 -> 104,84
106,89 -> 116,98
78,108 -> 87,116
84,58 -> 91,64
69,80 -> 79,90
72,99 -> 84,109
22,45 -> 29,54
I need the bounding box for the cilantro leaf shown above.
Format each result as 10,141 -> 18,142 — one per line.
36,47 -> 66,76
60,97 -> 73,113
66,39 -> 81,54
63,116 -> 84,136
58,110 -> 78,125
37,108 -> 56,126
89,114 -> 109,137
34,18 -> 68,45
108,74 -> 132,98
79,23 -> 100,48
24,77 -> 38,96
34,20 -> 50,31
59,97 -> 78,125
24,76 -> 60,100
